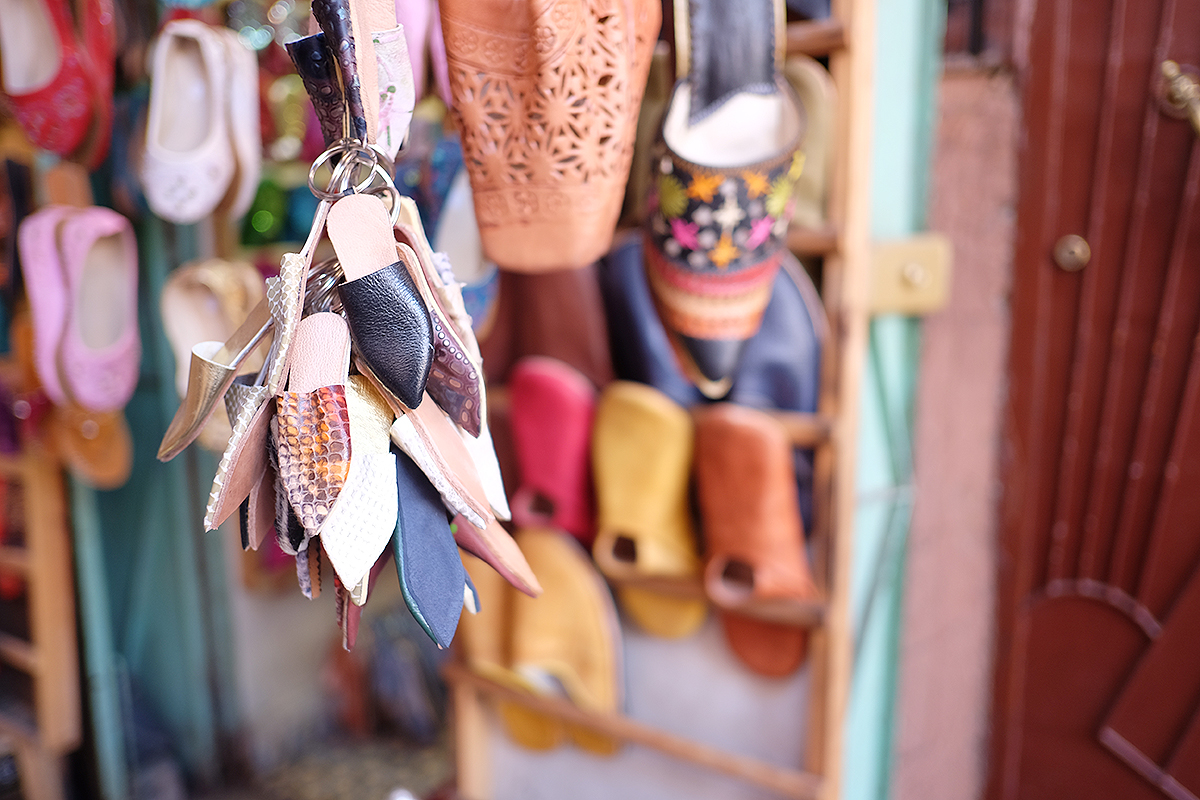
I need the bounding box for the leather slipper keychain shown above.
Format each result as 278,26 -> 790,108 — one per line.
200,201 -> 336,530
319,373 -> 400,598
392,447 -> 470,648
328,192 -> 434,410
273,312 -> 353,543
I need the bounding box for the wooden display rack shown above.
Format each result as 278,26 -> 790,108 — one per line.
0,402 -> 82,800
446,0 -> 874,797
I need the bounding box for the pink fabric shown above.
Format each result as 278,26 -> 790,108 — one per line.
393,0 -> 430,98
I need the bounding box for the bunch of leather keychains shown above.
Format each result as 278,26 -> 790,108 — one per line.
157,0 -> 541,652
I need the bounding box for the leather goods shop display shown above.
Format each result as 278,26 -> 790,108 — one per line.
150,0 -> 821,710
0,0 -> 843,789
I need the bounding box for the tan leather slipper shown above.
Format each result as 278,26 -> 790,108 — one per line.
457,550 -> 563,751
783,54 -> 835,230
51,403 -> 132,489
161,258 -> 266,398
693,403 -> 819,677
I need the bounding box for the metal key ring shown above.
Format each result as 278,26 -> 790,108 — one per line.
304,257 -> 345,314
309,151 -> 377,200
309,138 -> 378,174
306,137 -> 402,227
308,139 -> 382,199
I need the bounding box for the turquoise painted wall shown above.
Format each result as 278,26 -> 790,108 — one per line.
843,1 -> 946,798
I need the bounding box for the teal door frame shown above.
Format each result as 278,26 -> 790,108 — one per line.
843,1 -> 946,798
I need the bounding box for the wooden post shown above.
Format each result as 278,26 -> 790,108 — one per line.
23,449 -> 81,754
814,0 -> 876,798
454,678 -> 492,800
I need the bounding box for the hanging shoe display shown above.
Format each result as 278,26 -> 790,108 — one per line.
0,0 -> 96,159
141,18 -> 263,224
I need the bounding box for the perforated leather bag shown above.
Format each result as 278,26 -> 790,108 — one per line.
439,0 -> 661,272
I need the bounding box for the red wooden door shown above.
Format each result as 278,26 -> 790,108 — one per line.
991,0 -> 1200,797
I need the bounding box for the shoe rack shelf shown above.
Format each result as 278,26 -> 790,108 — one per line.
447,0 -> 874,797
445,661 -> 823,799
606,571 -> 827,627
788,227 -> 840,257
786,18 -> 847,55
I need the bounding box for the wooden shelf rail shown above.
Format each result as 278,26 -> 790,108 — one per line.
0,455 -> 23,481
785,20 -> 846,57
787,226 -> 840,257
765,411 -> 834,447
0,546 -> 30,575
445,661 -> 823,800
0,439 -> 81,800
0,633 -> 37,674
602,572 -> 826,627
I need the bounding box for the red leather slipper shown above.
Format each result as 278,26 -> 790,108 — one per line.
509,356 -> 597,547
0,0 -> 94,157
75,0 -> 116,169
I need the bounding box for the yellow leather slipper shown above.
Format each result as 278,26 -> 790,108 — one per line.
510,528 -> 624,755
784,54 -> 835,230
592,381 -> 706,638
458,550 -> 563,751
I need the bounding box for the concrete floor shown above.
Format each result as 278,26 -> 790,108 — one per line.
190,734 -> 452,800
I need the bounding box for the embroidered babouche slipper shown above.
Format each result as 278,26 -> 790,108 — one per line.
644,0 -> 806,396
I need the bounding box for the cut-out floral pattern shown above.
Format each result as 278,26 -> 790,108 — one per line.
441,0 -> 660,267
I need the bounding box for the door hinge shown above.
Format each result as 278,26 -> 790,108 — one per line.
869,233 -> 952,315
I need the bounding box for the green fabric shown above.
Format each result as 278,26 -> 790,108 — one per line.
76,214 -> 239,790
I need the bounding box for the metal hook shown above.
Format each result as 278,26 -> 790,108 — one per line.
306,138 -> 403,225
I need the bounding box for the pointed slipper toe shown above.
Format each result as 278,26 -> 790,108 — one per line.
329,194 -> 435,410
392,447 -> 467,648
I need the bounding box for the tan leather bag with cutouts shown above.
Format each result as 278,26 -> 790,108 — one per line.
439,0 -> 661,272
